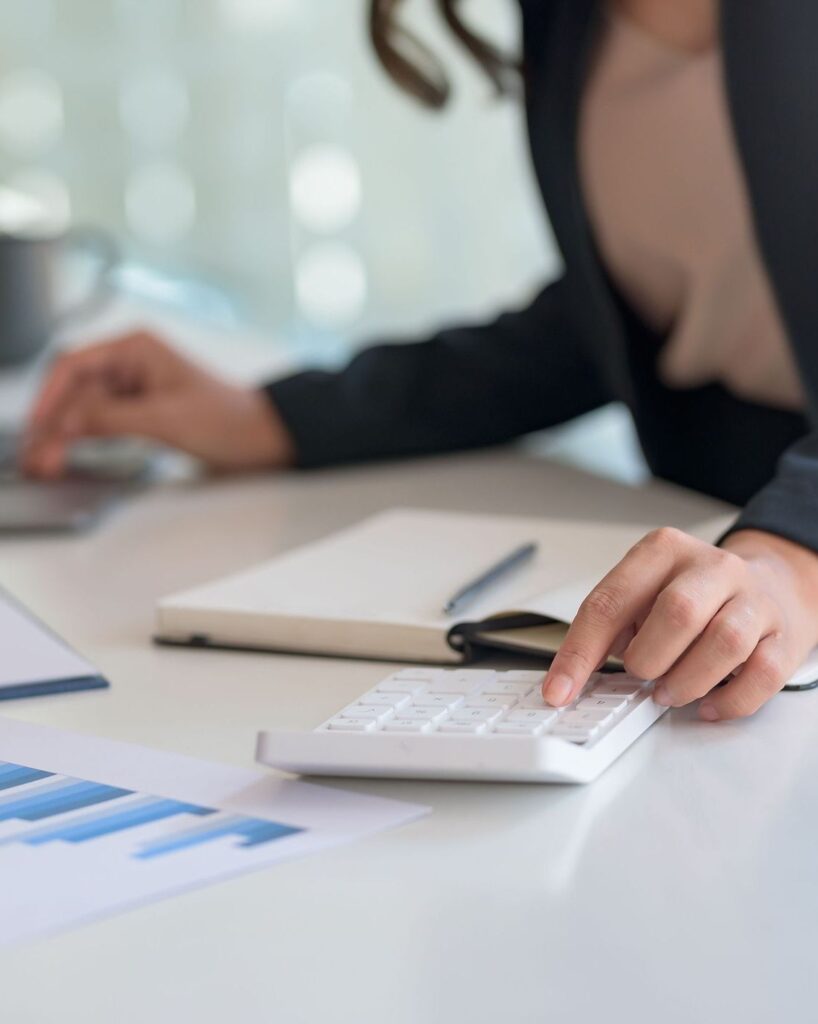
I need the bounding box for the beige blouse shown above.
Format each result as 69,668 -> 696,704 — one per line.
580,13 -> 804,410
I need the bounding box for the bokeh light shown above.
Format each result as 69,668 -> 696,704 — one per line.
295,241 -> 367,327
289,144 -> 361,234
4,168 -> 71,232
0,187 -> 50,235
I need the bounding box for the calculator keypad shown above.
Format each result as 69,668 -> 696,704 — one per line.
320,670 -> 648,746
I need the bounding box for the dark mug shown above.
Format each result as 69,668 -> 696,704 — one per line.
0,227 -> 118,368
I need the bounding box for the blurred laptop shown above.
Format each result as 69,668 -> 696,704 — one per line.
0,428 -> 155,532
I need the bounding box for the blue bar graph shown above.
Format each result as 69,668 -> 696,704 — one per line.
25,798 -> 213,845
136,815 -> 302,859
0,762 -> 48,780
0,764 -> 52,791
0,775 -> 76,809
0,761 -> 302,861
0,780 -> 132,822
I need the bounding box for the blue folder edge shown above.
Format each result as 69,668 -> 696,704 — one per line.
0,675 -> 110,702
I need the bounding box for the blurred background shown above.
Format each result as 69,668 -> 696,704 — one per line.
0,0 -> 555,351
0,0 -> 645,481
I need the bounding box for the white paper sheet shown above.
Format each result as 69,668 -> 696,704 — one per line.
0,589 -> 98,689
0,718 -> 428,947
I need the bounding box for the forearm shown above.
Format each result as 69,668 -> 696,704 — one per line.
264,277 -> 611,468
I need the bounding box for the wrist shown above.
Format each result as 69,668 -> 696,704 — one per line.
722,529 -> 818,609
246,389 -> 297,469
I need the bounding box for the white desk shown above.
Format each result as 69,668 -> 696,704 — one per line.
1,440 -> 814,1024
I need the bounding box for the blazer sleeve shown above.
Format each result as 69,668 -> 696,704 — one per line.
262,275 -> 611,468
725,438 -> 818,552
720,3 -> 818,553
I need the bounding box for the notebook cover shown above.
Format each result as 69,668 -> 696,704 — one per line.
0,674 -> 109,701
447,613 -> 623,670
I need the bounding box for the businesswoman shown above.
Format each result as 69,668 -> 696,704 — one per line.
23,0 -> 818,721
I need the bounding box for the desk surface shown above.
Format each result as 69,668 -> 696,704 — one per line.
0,446 -> 813,1024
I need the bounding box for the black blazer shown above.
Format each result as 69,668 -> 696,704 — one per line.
267,0 -> 818,553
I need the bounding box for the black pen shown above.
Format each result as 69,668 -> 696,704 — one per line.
443,542 -> 538,617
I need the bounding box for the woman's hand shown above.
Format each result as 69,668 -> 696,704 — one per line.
22,331 -> 296,476
542,527 -> 818,721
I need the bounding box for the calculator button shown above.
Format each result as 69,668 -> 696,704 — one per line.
506,708 -> 559,726
464,694 -> 517,710
383,720 -> 434,733
493,722 -> 545,736
548,724 -> 593,741
578,696 -> 628,713
561,709 -> 613,727
447,671 -> 498,686
374,680 -> 427,694
438,722 -> 488,734
551,724 -> 597,743
590,680 -> 644,699
479,680 -> 539,697
392,706 -> 447,723
362,692 -> 411,709
499,671 -> 544,684
427,678 -> 480,695
450,707 -> 503,724
411,693 -> 464,710
327,718 -> 378,732
340,705 -> 394,722
519,691 -> 550,709
391,668 -> 445,682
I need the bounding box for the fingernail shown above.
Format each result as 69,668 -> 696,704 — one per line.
699,703 -> 720,722
544,673 -> 573,706
653,684 -> 674,707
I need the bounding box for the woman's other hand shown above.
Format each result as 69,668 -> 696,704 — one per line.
542,527 -> 818,721
22,331 -> 296,476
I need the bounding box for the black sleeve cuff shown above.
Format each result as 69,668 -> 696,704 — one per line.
717,439 -> 818,555
261,372 -> 351,469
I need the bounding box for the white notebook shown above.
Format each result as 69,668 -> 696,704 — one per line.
155,508 -> 730,665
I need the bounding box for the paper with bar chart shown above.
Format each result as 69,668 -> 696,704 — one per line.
0,718 -> 427,947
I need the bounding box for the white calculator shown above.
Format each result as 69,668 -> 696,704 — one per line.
256,668 -> 667,784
